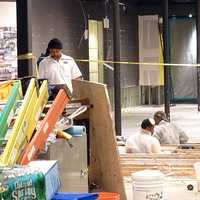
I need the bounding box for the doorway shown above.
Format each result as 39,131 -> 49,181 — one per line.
170,16 -> 197,103
88,20 -> 104,83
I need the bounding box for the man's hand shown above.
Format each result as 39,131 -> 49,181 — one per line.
74,76 -> 83,80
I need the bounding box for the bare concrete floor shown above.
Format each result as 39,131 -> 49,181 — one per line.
122,104 -> 200,143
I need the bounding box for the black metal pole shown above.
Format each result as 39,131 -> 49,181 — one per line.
113,0 -> 122,136
163,0 -> 170,120
197,0 -> 200,111
16,0 -> 32,77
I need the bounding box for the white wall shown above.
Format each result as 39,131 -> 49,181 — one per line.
0,2 -> 16,27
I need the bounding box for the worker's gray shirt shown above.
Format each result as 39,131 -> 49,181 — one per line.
153,120 -> 189,144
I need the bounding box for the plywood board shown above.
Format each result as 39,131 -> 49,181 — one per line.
72,80 -> 126,200
120,152 -> 200,177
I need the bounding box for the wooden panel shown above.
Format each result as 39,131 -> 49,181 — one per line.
72,80 -> 126,200
120,152 -> 200,177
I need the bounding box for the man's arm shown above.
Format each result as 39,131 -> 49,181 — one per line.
152,138 -> 161,153
71,58 -> 83,80
174,125 -> 189,144
74,76 -> 83,80
125,137 -> 137,153
38,61 -> 46,79
125,147 -> 134,153
153,127 -> 162,143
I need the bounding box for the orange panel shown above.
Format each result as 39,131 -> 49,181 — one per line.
20,89 -> 69,165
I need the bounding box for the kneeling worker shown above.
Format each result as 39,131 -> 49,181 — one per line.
126,118 -> 161,153
153,111 -> 189,144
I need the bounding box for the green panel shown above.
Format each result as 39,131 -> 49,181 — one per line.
0,81 -> 22,143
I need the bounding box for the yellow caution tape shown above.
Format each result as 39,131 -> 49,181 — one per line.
16,53 -> 38,77
16,53 -> 200,67
75,59 -> 200,67
17,53 -> 36,60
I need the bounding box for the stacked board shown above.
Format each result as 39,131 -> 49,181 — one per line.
20,89 -> 70,165
1,78 -> 49,166
120,152 -> 200,177
0,77 -> 71,169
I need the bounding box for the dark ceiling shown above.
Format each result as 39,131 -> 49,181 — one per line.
120,0 -> 196,5
0,0 -> 196,5
0,0 -> 196,3
84,0 -> 196,5
130,0 -> 196,2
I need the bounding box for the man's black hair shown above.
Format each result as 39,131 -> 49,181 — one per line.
141,119 -> 154,129
48,38 -> 63,50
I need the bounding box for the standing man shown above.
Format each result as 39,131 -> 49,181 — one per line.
153,111 -> 189,144
125,118 -> 161,153
39,38 -> 82,94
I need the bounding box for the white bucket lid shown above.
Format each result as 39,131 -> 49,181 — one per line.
132,170 -> 165,182
194,162 -> 200,179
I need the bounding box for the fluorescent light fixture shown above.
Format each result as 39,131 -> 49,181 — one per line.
189,13 -> 193,18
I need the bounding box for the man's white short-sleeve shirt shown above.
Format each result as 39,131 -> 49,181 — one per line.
39,54 -> 82,93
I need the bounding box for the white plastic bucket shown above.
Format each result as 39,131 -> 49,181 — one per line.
132,170 -> 165,200
193,162 -> 200,191
194,162 -> 200,179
